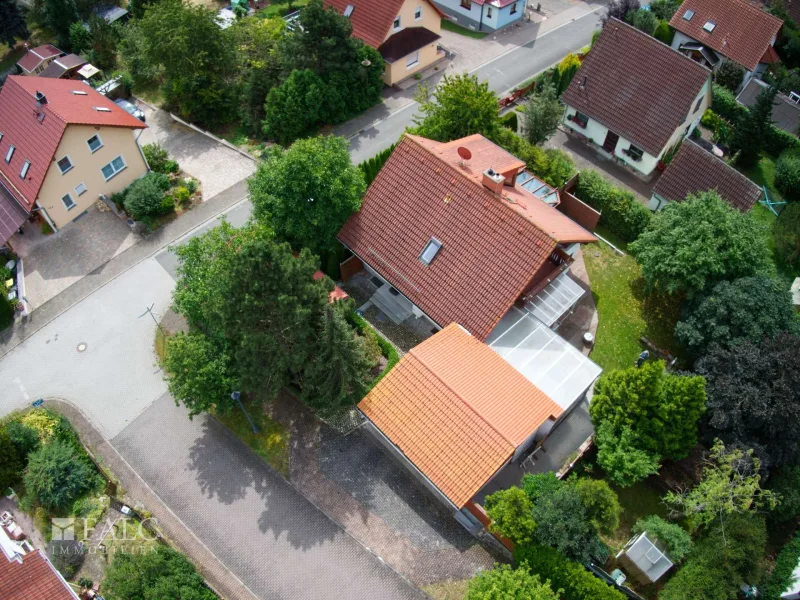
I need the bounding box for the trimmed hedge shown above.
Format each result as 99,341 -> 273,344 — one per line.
358,143 -> 397,186
574,170 -> 652,242
515,545 -> 625,600
759,533 -> 800,600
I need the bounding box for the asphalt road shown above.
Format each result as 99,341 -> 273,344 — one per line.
348,9 -> 604,164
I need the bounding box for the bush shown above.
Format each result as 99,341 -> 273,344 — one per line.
5,421 -> 40,463
0,429 -> 23,493
465,563 -> 560,600
515,545 -> 626,600
776,202 -> 800,269
173,186 -> 191,206
762,533 -> 800,600
159,196 -> 175,215
142,143 -> 171,174
712,85 -> 747,122
501,110 -> 518,132
542,148 -> 576,187
574,170 -> 652,242
653,20 -> 674,44
24,440 -> 100,510
184,178 -> 198,194
631,516 -> 691,561
649,0 -> 680,20
767,465 -> 800,522
765,123 -> 800,156
775,150 -> 800,201
630,9 -> 658,34
714,60 -> 745,92
0,292 -> 13,330
163,159 -> 179,174
345,311 -> 400,389
123,174 -> 168,220
48,540 -> 85,579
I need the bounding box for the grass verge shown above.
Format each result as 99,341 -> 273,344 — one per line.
257,0 -> 309,18
422,579 -> 470,600
154,327 -> 169,365
441,19 -> 488,39
213,398 -> 290,478
583,230 -> 682,371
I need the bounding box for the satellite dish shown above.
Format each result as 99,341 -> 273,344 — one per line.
457,147 -> 472,161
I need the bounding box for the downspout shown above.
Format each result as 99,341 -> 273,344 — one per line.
35,201 -> 58,232
479,2 -> 485,31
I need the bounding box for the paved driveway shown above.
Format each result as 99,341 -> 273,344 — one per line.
136,104 -> 256,200
112,393 -> 426,600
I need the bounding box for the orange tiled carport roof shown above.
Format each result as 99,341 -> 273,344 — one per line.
359,324 -> 563,508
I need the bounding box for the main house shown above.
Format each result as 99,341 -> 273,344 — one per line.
433,0 -> 528,33
669,0 -> 783,86
649,140 -> 762,212
0,76 -> 148,243
338,132 -> 598,341
561,19 -> 712,179
325,0 -> 444,86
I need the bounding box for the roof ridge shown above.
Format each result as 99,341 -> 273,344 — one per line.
408,327 -> 518,448
724,0 -> 784,24
403,133 -> 560,245
608,17 -> 712,76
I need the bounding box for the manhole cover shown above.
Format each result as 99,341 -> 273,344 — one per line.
77,343 -> 87,353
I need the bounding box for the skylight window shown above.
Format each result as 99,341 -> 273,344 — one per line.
683,9 -> 694,20
93,106 -> 112,112
19,160 -> 30,179
344,4 -> 354,16
703,20 -> 716,32
5,145 -> 14,163
420,238 -> 442,265
71,90 -> 88,95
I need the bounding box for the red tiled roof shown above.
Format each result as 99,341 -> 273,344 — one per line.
17,45 -> 62,73
338,133 -> 575,341
652,140 -> 762,211
0,76 -> 146,210
0,550 -> 79,600
324,0 -> 443,48
787,0 -> 800,26
670,0 -> 783,71
562,19 -> 711,157
359,324 -> 562,508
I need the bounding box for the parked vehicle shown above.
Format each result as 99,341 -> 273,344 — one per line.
114,98 -> 145,122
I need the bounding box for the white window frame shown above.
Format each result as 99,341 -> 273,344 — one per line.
93,106 -> 112,112
57,155 -> 73,175
61,192 -> 76,211
19,160 -> 30,179
414,6 -> 422,20
101,155 -> 126,181
393,16 -> 401,30
75,182 -> 87,196
487,5 -> 492,17
683,9 -> 694,20
703,20 -> 715,32
5,145 -> 15,163
406,52 -> 420,69
420,238 -> 442,265
86,134 -> 103,153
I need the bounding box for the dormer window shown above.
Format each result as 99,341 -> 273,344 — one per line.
393,16 -> 401,30
683,9 -> 694,20
5,145 -> 14,163
420,238 -> 442,265
703,20 -> 715,32
19,160 -> 30,179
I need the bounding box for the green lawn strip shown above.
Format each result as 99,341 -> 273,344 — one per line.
744,154 -> 782,204
441,19 -> 488,39
257,0 -> 309,19
583,233 -> 683,372
422,579 -> 470,600
213,398 -> 290,478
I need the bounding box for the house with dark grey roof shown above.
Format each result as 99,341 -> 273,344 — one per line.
670,0 -> 783,86
737,78 -> 800,136
561,19 -> 712,179
649,140 -> 763,211
38,54 -> 89,80
324,0 -> 445,86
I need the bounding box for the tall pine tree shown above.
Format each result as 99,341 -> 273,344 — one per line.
731,84 -> 777,167
0,0 -> 29,47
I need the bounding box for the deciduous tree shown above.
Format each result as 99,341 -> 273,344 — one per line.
570,477 -> 622,535
249,135 -> 365,255
484,486 -> 537,545
413,73 -> 501,142
629,9 -> 657,34
696,333 -> 800,471
0,0 -> 29,46
465,564 -> 560,600
714,60 -> 745,92
601,0 -> 640,26
595,422 -> 660,486
522,83 -> 563,146
262,69 -> 327,145
41,0 -> 80,48
629,191 -> 773,297
590,361 -> 707,460
665,440 -> 777,530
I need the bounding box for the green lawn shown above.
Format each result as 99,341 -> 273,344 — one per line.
583,230 -> 683,372
257,0 -> 309,19
423,579 -> 470,600
213,397 -> 290,478
441,19 -> 488,39
744,154 -> 782,204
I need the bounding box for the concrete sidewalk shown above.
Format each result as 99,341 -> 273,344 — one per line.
0,179 -> 249,358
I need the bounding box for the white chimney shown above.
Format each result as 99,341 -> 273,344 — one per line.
482,168 -> 505,194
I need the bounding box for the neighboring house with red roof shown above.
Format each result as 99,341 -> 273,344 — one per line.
325,0 -> 445,85
0,523 -> 79,600
561,19 -> 712,179
649,140 -> 763,211
432,0 -> 527,33
670,0 -> 783,84
359,321 -> 600,529
16,45 -> 64,76
38,55 -> 90,80
0,76 -> 148,243
338,132 -> 597,341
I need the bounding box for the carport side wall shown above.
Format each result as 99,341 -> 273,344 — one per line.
37,125 -> 148,229
361,419 -> 460,513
